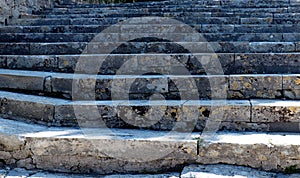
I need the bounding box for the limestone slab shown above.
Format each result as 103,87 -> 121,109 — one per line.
251,100 -> 300,122
229,74 -> 282,99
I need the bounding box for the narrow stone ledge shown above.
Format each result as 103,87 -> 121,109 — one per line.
0,69 -> 48,91
0,91 -> 67,125
197,132 -> 300,171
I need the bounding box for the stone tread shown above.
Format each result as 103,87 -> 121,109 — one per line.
2,117 -> 300,173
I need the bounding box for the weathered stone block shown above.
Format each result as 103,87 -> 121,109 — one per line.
241,17 -> 273,24
283,75 -> 300,99
229,74 -> 282,99
55,101 -> 125,127
6,55 -> 58,71
0,43 -> 30,55
251,100 -> 300,122
220,122 -> 269,132
0,91 -> 59,125
30,42 -> 87,55
219,42 -> 250,53
234,53 -> 291,74
0,70 -> 45,91
234,25 -> 277,33
185,100 -> 251,131
181,164 -> 278,178
201,24 -> 234,33
249,42 -> 295,53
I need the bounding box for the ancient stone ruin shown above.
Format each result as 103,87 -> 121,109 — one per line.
0,0 -> 300,177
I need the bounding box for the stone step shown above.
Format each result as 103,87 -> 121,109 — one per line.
55,0 -> 300,7
1,32 -> 298,42
8,16 -> 300,26
55,0 -> 299,8
1,24 -> 299,34
0,117 -> 198,174
39,6 -> 297,15
1,90 -> 300,132
2,53 -> 300,75
42,11 -> 279,18
27,12 -> 300,20
0,41 -> 298,55
1,117 -> 300,174
0,69 -> 292,100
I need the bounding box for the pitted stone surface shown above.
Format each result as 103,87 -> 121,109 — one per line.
0,118 -> 198,174
185,100 -> 251,131
1,0 -> 300,174
1,89 -> 300,131
229,74 -> 282,99
1,69 -> 295,100
283,75 -> 300,99
251,100 -> 300,123
197,132 -> 300,171
181,164 -> 300,178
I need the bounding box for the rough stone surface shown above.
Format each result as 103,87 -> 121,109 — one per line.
185,100 -> 251,131
197,132 -> 300,172
229,74 -> 282,99
2,88 -> 300,131
283,75 -> 300,99
0,0 -> 54,22
251,100 -> 300,123
1,0 -> 300,175
181,164 -> 300,178
0,91 -> 65,125
0,118 -> 198,174
2,69 -> 295,100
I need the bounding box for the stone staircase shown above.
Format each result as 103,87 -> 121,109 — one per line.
1,0 -> 300,176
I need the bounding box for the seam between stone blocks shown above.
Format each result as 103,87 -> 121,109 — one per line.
249,99 -> 253,123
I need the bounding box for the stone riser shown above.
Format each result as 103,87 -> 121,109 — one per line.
1,33 -> 299,42
2,53 -> 300,75
1,24 -> 299,33
1,118 -> 300,174
0,90 -> 300,132
0,42 -> 298,55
